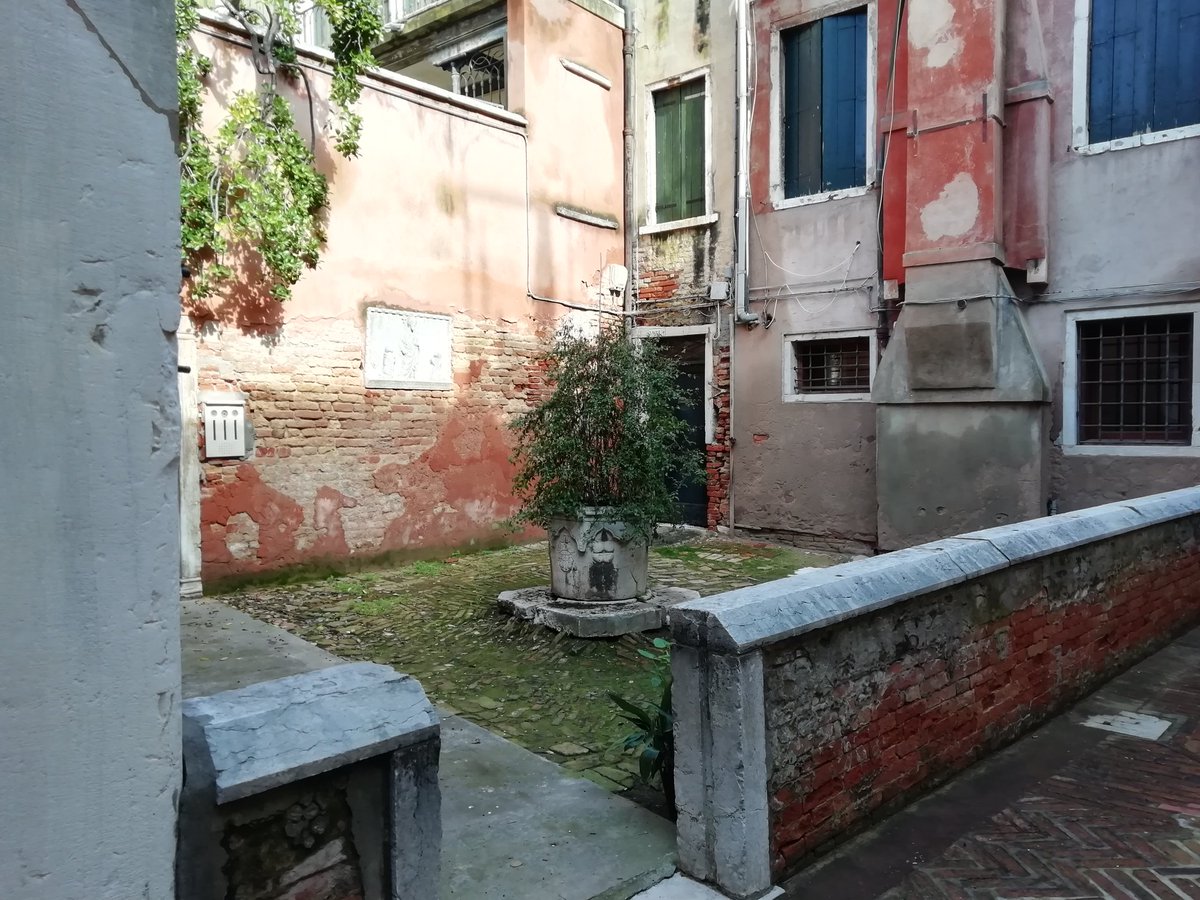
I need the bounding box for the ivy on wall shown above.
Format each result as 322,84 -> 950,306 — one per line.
177,0 -> 383,300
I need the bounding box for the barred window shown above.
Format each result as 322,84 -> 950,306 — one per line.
793,336 -> 872,394
1076,313 -> 1193,445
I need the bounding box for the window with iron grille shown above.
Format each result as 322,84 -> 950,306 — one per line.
792,336 -> 872,394
1076,313 -> 1194,444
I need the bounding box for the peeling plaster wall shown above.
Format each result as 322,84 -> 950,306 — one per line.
192,1 -> 624,579
1023,0 -> 1200,512
735,0 -> 884,546
0,2 -> 182,898
631,0 -> 736,526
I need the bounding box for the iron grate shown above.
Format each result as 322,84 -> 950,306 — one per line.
794,336 -> 871,393
1077,313 -> 1193,445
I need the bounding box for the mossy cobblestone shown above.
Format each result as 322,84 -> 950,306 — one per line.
220,538 -> 837,792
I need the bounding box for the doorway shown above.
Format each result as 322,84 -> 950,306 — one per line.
654,332 -> 711,527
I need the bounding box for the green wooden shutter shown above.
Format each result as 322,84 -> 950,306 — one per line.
681,82 -> 707,219
655,88 -> 682,223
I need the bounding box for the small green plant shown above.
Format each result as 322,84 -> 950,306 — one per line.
608,637 -> 675,810
510,328 -> 704,540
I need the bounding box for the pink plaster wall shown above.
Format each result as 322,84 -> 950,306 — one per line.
188,3 -> 625,580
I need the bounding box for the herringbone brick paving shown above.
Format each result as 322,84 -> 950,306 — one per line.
880,641 -> 1200,900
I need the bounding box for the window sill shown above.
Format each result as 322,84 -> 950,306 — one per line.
772,184 -> 871,210
1072,123 -> 1200,156
640,213 -> 719,236
784,392 -> 872,403
1062,443 -> 1200,458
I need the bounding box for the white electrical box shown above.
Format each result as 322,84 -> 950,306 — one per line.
202,396 -> 247,459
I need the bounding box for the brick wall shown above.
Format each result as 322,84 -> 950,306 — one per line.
765,518 -> 1200,876
195,312 -> 551,580
669,488 -> 1200,896
706,346 -> 731,528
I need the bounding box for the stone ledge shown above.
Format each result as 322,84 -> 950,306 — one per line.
670,486 -> 1200,654
183,662 -> 438,804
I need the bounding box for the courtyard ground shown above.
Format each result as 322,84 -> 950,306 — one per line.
219,535 -> 837,793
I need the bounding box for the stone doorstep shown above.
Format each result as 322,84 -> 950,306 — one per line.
497,586 -> 701,638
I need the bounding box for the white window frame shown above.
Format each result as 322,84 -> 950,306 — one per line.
783,328 -> 877,403
1062,303 -> 1200,456
769,1 -> 877,210
1071,0 -> 1200,155
642,68 -> 715,234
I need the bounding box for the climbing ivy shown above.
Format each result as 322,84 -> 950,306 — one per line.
177,0 -> 382,300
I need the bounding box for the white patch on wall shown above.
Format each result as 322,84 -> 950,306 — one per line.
364,308 -> 453,390
920,172 -> 980,240
908,0 -> 961,68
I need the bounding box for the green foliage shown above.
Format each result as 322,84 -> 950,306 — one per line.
510,328 -> 705,539
608,638 -> 674,804
176,0 -> 382,300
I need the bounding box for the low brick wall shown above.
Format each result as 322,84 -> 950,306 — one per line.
669,487 -> 1200,897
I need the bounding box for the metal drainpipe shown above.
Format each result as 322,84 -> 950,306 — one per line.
622,0 -> 636,323
734,0 -> 759,327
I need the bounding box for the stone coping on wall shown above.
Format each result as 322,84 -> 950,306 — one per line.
183,662 -> 439,804
670,486 -> 1200,654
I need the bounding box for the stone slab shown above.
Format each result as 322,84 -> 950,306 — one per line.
670,487 -> 1200,653
440,715 -> 677,899
632,874 -> 784,899
183,662 -> 439,803
499,586 -> 701,638
181,599 -> 339,698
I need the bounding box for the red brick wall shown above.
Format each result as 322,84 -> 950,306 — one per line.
765,520 -> 1200,876
707,347 -> 731,528
195,312 -> 551,580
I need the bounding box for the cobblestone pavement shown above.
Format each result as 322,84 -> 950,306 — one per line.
785,627 -> 1200,900
220,537 -> 837,795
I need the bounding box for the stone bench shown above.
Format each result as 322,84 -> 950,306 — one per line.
178,662 -> 440,900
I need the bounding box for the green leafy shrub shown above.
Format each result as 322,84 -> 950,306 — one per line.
177,0 -> 382,300
608,637 -> 675,810
509,328 -> 704,540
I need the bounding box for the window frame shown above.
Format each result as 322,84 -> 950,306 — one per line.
769,2 -> 877,209
643,69 -> 714,232
1063,304 -> 1200,456
782,328 -> 878,403
1071,0 -> 1200,155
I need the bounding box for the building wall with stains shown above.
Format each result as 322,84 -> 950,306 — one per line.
732,0 -> 1200,551
730,0 -> 885,551
189,1 -> 625,581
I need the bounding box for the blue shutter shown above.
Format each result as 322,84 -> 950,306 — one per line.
1090,0 -> 1200,142
820,9 -> 867,191
1170,0 -> 1200,128
783,23 -> 823,197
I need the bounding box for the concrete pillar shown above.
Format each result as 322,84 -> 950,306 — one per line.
673,645 -> 771,898
0,2 -> 182,898
179,318 -> 204,598
874,0 -> 1050,549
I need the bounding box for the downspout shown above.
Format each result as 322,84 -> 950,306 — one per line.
622,0 -> 637,324
733,0 -> 759,327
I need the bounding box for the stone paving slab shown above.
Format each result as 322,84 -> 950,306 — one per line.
441,715 -> 676,899
631,874 -> 784,899
782,625 -> 1200,899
